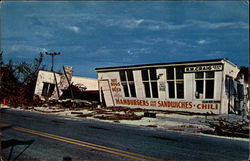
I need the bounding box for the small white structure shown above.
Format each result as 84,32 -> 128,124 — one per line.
34,67 -> 98,100
96,59 -> 249,114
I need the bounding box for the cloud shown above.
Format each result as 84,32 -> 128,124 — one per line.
133,19 -> 144,25
127,48 -> 150,55
111,18 -> 187,30
99,15 -> 188,31
134,38 -> 196,48
35,31 -> 53,39
67,26 -> 80,32
102,15 -> 248,31
186,20 -> 248,29
197,40 -> 207,44
143,20 -> 188,30
27,11 -> 247,39
165,39 -> 188,46
197,39 -> 216,45
134,39 -> 155,45
9,44 -> 47,53
127,49 -> 133,55
206,51 -> 227,57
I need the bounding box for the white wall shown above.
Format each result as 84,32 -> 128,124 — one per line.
220,61 -> 240,114
98,66 -> 225,114
185,73 -> 193,101
214,71 -> 223,100
157,68 -> 167,100
134,70 -> 144,99
34,70 -> 61,98
71,76 -> 98,91
98,72 -> 120,107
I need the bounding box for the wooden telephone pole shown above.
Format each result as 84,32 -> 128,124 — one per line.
45,52 -> 61,72
45,52 -> 61,98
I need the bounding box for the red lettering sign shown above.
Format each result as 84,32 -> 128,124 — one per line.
158,101 -> 192,109
115,98 -> 219,111
197,104 -> 218,110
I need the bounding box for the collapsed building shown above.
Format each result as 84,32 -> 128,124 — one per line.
34,66 -> 98,102
95,59 -> 249,114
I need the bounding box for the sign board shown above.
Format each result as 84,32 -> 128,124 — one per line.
115,98 -> 220,113
159,82 -> 166,91
185,65 -> 223,72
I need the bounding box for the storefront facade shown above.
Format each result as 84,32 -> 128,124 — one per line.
96,59 -> 245,114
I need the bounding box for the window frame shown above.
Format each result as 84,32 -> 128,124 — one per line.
195,71 -> 215,100
166,67 -> 185,99
141,68 -> 159,98
41,82 -> 55,97
119,70 -> 137,98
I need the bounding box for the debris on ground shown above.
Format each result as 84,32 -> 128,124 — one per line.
33,106 -> 65,113
94,113 -> 143,121
3,104 -> 249,139
76,113 -> 94,118
144,112 -> 156,118
203,115 -> 249,138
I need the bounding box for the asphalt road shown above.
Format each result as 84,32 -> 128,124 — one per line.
0,108 -> 249,161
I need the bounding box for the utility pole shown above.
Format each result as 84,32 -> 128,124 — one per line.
45,52 -> 61,72
45,52 -> 61,98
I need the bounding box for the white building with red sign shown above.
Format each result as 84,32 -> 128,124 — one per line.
96,59 -> 249,114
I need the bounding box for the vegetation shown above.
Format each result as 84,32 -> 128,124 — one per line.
0,52 -> 45,107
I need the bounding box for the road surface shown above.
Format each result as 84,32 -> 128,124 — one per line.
0,108 -> 249,161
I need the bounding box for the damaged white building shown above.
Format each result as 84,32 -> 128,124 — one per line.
34,66 -> 98,101
96,59 -> 249,114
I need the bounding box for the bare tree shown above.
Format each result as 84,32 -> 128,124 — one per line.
0,52 -> 46,106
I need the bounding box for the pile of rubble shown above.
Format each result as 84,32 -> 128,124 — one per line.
71,106 -> 146,121
203,115 -> 249,138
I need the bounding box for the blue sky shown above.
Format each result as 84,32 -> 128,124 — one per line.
1,1 -> 249,78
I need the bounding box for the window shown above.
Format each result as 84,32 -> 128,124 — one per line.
122,83 -> 129,97
141,68 -> 158,98
168,81 -> 175,98
42,82 -> 55,97
195,71 -> 215,99
176,67 -> 184,79
167,67 -> 174,80
176,82 -> 184,98
119,70 -> 136,97
167,67 -> 175,98
166,67 -> 184,99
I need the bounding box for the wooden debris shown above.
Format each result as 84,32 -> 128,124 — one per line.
144,112 -> 156,118
71,112 -> 83,115
204,117 -> 249,138
76,114 -> 93,118
94,113 -> 143,121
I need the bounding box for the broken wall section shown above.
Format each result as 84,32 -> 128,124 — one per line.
51,66 -> 73,99
34,67 -> 98,103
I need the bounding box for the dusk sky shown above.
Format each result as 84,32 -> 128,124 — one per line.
1,1 -> 249,78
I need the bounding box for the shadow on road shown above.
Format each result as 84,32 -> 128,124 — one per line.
1,123 -> 35,161
1,139 -> 35,161
63,156 -> 72,161
0,107 -> 9,113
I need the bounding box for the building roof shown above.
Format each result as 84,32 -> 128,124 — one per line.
95,58 -> 236,72
38,70 -> 97,81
